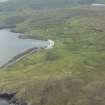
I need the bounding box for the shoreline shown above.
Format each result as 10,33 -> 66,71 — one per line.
0,47 -> 38,69
0,29 -> 55,69
1,39 -> 54,69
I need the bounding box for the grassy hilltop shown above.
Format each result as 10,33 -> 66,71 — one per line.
0,0 -> 105,105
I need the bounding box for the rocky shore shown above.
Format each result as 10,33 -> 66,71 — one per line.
0,92 -> 27,105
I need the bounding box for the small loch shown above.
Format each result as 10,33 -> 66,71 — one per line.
0,29 -> 48,67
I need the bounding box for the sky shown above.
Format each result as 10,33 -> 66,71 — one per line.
0,0 -> 8,2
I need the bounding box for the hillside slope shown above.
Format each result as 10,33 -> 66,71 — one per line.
0,0 -> 105,105
0,0 -> 103,11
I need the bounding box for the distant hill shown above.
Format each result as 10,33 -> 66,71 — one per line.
0,0 -> 104,11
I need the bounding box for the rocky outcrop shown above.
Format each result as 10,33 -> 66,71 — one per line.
0,92 -> 27,105
0,92 -> 16,100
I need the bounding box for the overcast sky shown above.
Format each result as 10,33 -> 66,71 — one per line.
0,0 -> 8,2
